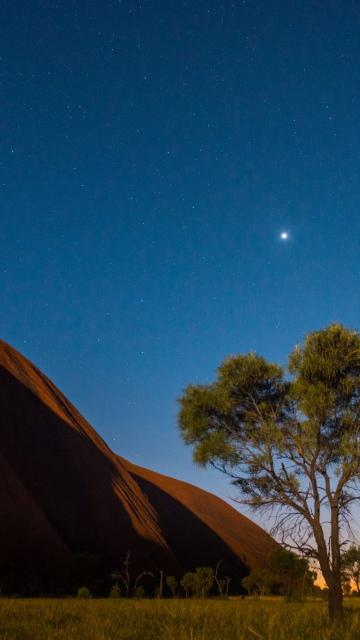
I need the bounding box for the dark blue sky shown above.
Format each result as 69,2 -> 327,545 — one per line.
2,0 -> 360,512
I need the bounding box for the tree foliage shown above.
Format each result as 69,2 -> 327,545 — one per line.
242,550 -> 315,598
242,567 -> 276,596
180,567 -> 214,598
342,545 -> 360,593
178,324 -> 360,621
269,549 -> 316,598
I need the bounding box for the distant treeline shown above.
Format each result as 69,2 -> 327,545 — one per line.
0,548 -> 345,600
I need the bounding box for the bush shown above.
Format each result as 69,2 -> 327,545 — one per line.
134,585 -> 145,599
76,586 -> 92,599
166,576 -> 178,597
109,583 -> 122,598
242,568 -> 276,596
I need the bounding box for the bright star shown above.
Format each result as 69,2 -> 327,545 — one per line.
280,231 -> 289,240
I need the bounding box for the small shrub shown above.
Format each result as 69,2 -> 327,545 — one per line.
109,583 -> 122,598
166,576 -> 178,597
76,586 -> 92,599
134,585 -> 145,599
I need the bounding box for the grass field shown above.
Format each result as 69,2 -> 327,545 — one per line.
0,597 -> 359,640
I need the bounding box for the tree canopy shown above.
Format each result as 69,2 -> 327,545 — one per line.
242,549 -> 315,598
178,324 -> 360,621
180,567 -> 214,598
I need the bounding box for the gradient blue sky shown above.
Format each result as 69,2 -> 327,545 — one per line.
2,1 -> 360,522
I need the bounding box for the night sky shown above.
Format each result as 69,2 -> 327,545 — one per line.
2,1 -> 360,515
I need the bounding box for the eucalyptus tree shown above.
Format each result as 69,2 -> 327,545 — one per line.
178,325 -> 360,622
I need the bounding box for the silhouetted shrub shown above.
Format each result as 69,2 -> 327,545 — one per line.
166,576 -> 178,597
109,583 -> 122,598
76,586 -> 92,599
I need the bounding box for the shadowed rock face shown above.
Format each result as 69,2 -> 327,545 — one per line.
0,339 -> 276,592
122,459 -> 276,577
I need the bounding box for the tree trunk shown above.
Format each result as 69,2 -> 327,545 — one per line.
317,548 -> 344,623
328,580 -> 343,623
327,499 -> 343,622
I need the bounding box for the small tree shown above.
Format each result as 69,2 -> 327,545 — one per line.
112,552 -> 153,598
180,567 -> 214,598
178,325 -> 360,622
181,572 -> 196,597
242,573 -> 257,596
223,576 -> 231,596
269,549 -> 314,599
214,560 -> 230,596
132,570 -> 153,596
242,567 -> 276,597
195,567 -> 214,598
166,576 -> 178,597
112,551 -> 131,597
342,545 -> 360,594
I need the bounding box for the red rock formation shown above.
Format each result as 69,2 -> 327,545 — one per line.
0,339 -> 276,592
122,458 -> 276,574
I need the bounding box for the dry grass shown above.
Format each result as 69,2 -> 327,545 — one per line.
0,597 -> 359,640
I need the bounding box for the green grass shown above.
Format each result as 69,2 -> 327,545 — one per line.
0,597 -> 359,640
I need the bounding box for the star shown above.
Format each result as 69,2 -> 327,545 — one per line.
280,231 -> 289,240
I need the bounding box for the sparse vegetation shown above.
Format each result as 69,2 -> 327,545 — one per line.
242,550 -> 317,599
0,597 -> 360,639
